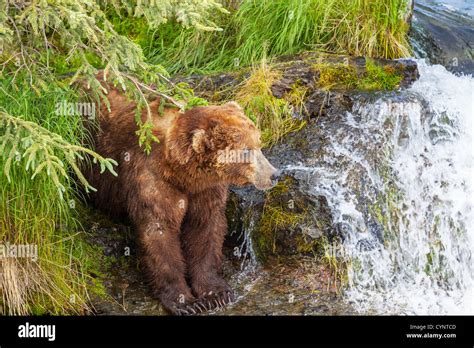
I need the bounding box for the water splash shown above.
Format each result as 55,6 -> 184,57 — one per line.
286,60 -> 473,314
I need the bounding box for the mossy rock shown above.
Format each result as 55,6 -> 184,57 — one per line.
177,51 -> 418,126
227,175 -> 336,264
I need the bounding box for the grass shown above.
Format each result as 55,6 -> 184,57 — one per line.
107,0 -> 409,145
233,56 -> 403,146
234,59 -> 306,147
135,0 -> 411,75
320,236 -> 350,293
0,0 -> 413,315
0,75 -> 106,315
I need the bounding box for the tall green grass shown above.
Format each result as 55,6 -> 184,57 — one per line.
140,0 -> 411,75
0,76 -> 105,315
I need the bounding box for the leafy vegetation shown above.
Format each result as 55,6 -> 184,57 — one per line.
0,0 -> 413,314
0,0 -> 225,151
144,0 -> 412,74
0,0 -> 224,315
0,75 -> 106,314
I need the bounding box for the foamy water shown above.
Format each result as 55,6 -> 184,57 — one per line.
285,60 -> 474,314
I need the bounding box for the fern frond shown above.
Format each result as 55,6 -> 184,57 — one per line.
0,111 -> 117,198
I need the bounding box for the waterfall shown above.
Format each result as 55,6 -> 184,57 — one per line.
287,60 -> 473,314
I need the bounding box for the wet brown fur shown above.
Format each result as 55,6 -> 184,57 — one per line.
83,73 -> 270,314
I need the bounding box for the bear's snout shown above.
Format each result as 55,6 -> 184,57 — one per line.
251,150 -> 279,190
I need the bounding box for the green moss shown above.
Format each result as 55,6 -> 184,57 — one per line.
254,204 -> 305,261
425,251 -> 434,275
252,178 -> 305,261
313,59 -> 403,91
71,235 -> 111,300
367,163 -> 404,243
248,175 -> 350,290
319,236 -> 350,293
267,177 -> 294,196
314,63 -> 359,90
252,177 -> 340,263
360,60 -> 403,90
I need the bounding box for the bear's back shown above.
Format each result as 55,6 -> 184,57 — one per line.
86,93 -> 181,218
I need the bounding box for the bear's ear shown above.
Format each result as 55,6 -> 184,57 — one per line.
223,101 -> 243,110
191,129 -> 208,154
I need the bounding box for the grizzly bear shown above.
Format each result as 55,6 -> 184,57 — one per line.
83,73 -> 279,314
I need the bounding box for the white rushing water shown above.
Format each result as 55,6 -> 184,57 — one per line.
291,60 -> 473,314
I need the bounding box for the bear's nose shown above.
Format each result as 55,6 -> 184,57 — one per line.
270,170 -> 281,182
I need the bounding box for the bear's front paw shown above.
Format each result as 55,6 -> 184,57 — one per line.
157,289 -> 198,315
192,276 -> 231,297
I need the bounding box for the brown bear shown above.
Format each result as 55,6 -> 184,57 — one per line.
83,74 -> 279,314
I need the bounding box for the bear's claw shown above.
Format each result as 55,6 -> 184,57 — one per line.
171,302 -> 202,316
200,290 -> 235,311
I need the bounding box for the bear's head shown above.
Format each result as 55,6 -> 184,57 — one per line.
167,102 -> 280,190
